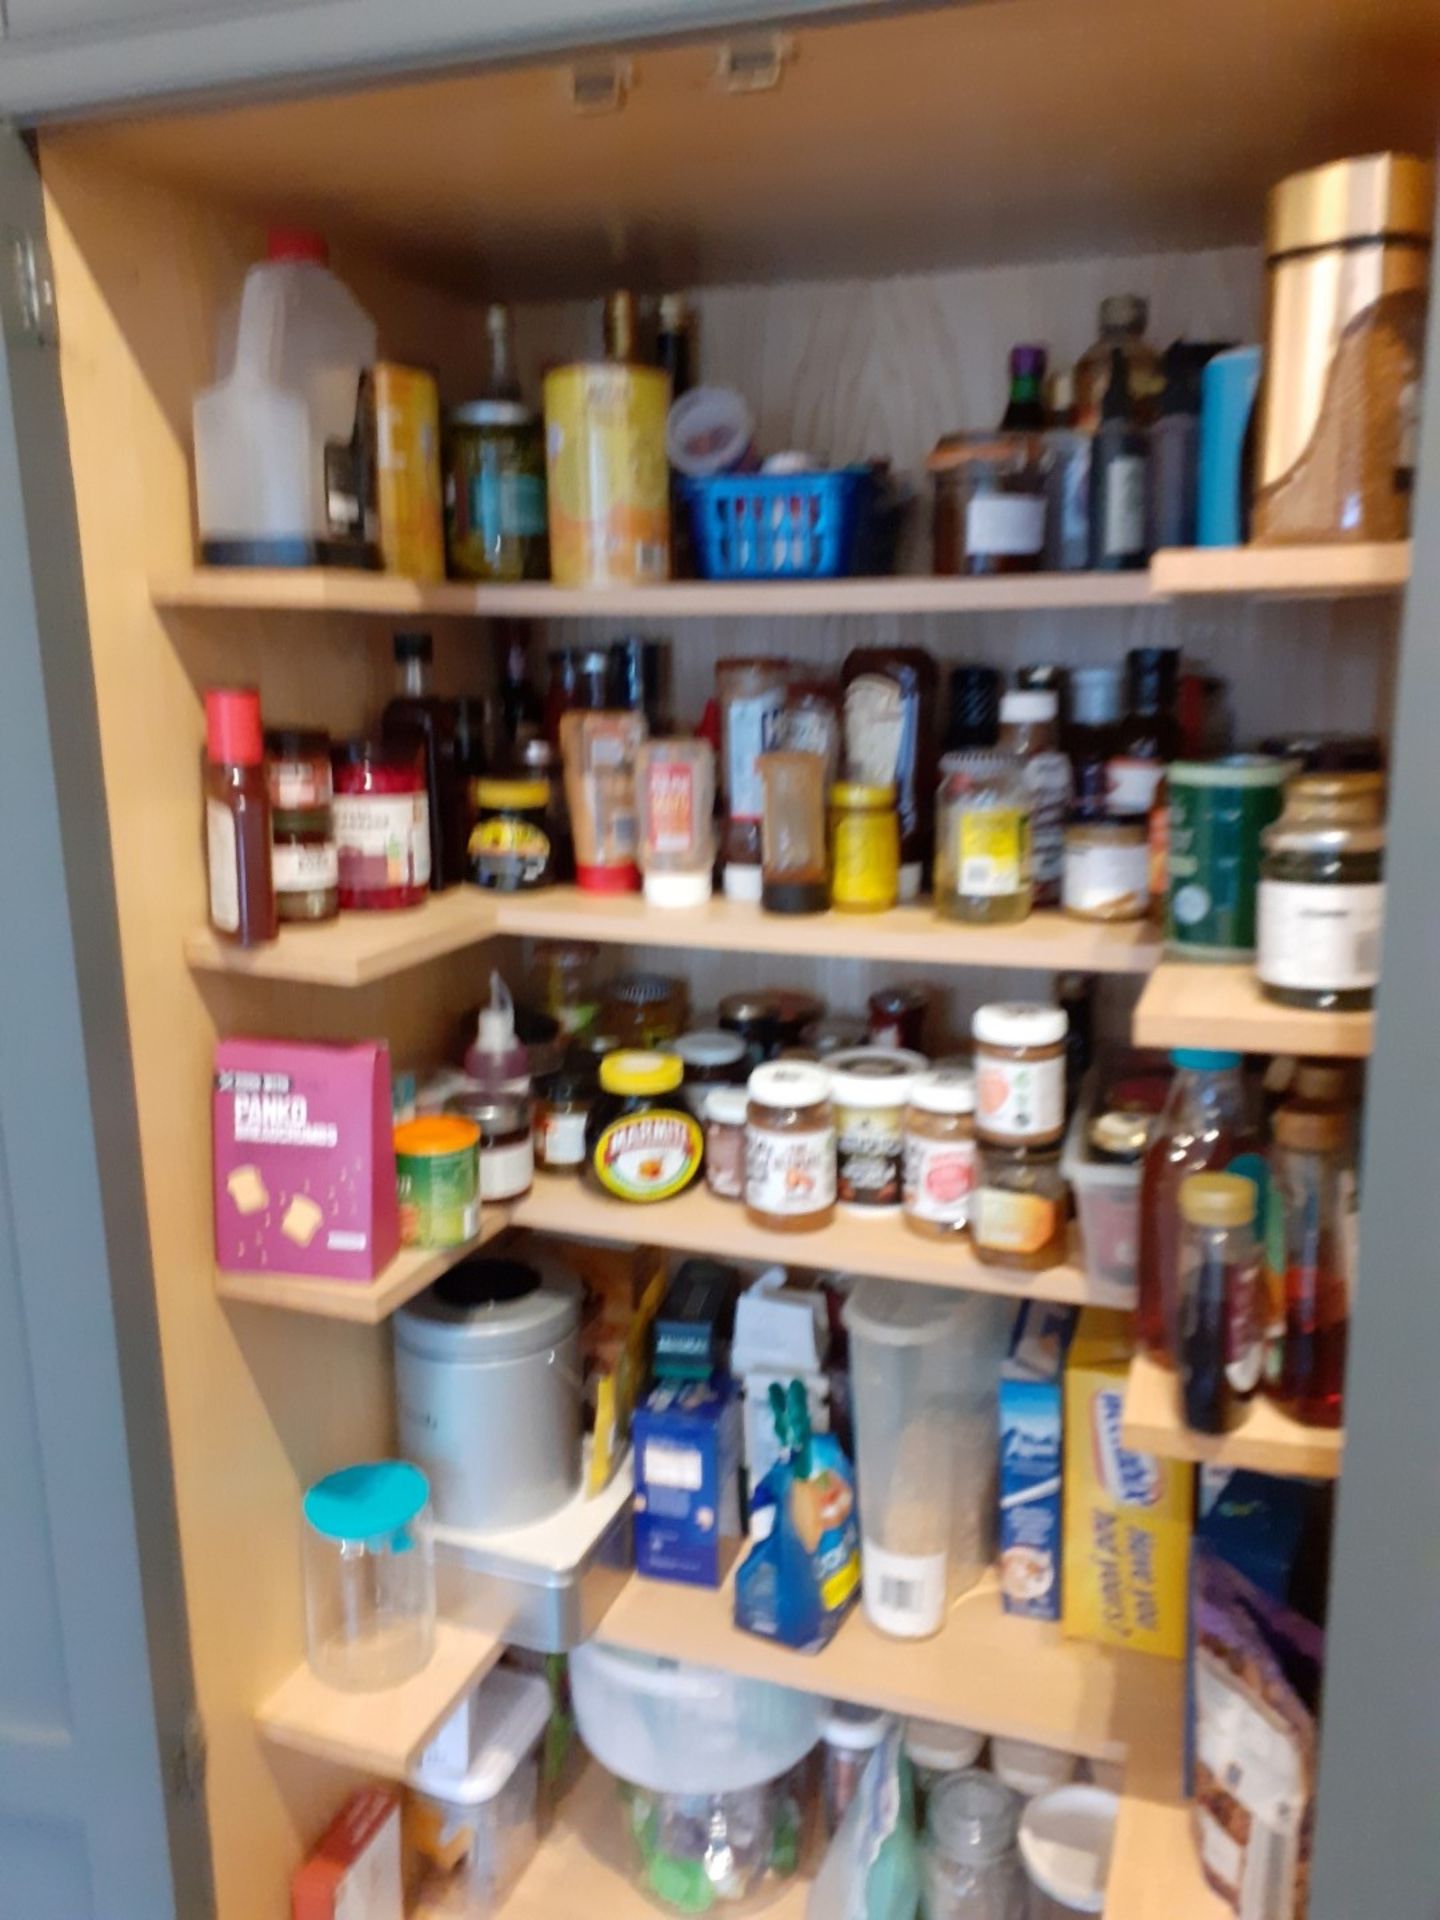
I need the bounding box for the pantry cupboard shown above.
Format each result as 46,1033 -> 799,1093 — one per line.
0,3 -> 1436,1918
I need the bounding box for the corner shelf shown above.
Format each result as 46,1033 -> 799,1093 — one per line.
215,1214 -> 510,1322
1122,1352 -> 1343,1480
185,889 -> 497,986
256,1620 -> 501,1777
1133,963 -> 1374,1058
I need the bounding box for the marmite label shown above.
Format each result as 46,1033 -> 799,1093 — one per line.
593,1109 -> 702,1202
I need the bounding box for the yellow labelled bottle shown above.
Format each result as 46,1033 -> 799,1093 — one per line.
829,780 -> 900,913
935,750 -> 1033,924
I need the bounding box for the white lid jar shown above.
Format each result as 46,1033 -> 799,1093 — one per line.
745,1062 -> 835,1233
828,1047 -> 925,1216
973,1002 -> 1068,1147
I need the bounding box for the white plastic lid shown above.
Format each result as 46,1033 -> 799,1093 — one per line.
991,1736 -> 1081,1799
748,1061 -> 832,1110
667,386 -> 756,477
1017,1785 -> 1120,1914
409,1668 -> 551,1806
828,1048 -> 926,1107
644,867 -> 714,909
904,1716 -> 985,1772
672,1029 -> 748,1068
1001,688 -> 1059,724
973,1002 -> 1068,1049
909,1067 -> 976,1116
705,1086 -> 750,1127
822,1703 -> 895,1751
723,861 -> 764,903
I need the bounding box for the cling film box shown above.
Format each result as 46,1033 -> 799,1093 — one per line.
1062,1309 -> 1192,1659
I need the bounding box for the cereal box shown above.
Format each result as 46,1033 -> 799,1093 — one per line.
1061,1308 -> 1192,1658
998,1303 -> 1076,1621
214,1039 -> 399,1281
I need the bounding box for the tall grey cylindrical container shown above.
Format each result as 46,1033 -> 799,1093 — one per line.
394,1252 -> 583,1533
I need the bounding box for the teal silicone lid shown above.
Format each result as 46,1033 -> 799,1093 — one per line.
1171,1048 -> 1243,1071
303,1461 -> 429,1542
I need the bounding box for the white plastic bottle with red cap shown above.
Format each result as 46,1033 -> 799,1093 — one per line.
193,228 -> 378,568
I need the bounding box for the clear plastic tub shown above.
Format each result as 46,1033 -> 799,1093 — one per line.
1061,1088 -> 1143,1301
407,1668 -> 552,1915
616,1766 -> 809,1914
301,1461 -> 435,1691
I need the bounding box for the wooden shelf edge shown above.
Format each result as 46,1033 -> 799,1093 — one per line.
1133,962 -> 1374,1058
216,1213 -> 513,1322
1121,1353 -> 1342,1479
185,891 -> 499,986
1151,540 -> 1410,599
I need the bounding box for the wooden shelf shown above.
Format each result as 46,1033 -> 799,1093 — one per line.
256,1621 -> 501,1777
1151,541 -> 1410,599
1133,963 -> 1374,1058
215,1215 -> 510,1322
1122,1353 -> 1342,1480
185,889 -> 497,986
512,1179 -> 1129,1308
1106,1700 -> 1229,1920
597,1569 -> 1170,1763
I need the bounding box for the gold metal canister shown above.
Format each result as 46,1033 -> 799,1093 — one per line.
1253,151 -> 1434,545
543,363 -> 671,587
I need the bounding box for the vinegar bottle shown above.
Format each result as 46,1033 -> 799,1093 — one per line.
203,687 -> 276,948
1271,1102 -> 1352,1426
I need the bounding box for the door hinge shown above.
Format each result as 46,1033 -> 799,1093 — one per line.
715,34 -> 795,95
173,1710 -> 207,1804
568,56 -> 633,116
7,229 -> 56,347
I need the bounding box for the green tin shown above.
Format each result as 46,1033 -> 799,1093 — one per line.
1166,756 -> 1294,958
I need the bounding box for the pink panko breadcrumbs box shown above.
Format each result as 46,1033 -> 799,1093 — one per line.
213,1038 -> 399,1281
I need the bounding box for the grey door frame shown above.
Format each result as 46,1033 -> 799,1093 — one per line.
0,125 -> 212,1918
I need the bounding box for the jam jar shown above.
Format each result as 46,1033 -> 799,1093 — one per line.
585,1051 -> 703,1203
704,1087 -> 749,1201
973,1003 -> 1068,1149
265,727 -> 333,811
332,739 -> 431,910
533,1064 -> 597,1174
600,974 -> 690,1049
828,1048 -> 926,1216
271,809 -> 339,923
745,1062 -> 836,1233
666,1029 -> 750,1117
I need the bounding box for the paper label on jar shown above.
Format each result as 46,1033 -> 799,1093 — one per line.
958,810 -> 1029,897
272,839 -> 340,893
333,792 -> 432,890
1257,881 -> 1384,991
1101,453 -> 1146,559
1106,757 -> 1165,814
1022,750 -> 1071,889
976,1055 -> 1064,1143
271,758 -> 331,810
206,799 -> 239,933
972,1183 -> 1061,1254
903,1132 -> 977,1226
836,1105 -> 904,1209
1062,836 -> 1150,916
964,492 -> 1045,559
644,758 -> 697,855
480,1135 -> 534,1201
538,1107 -> 589,1168
726,689 -> 786,823
745,1123 -> 836,1217
861,1540 -> 947,1638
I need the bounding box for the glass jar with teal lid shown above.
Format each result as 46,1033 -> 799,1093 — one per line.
1165,755 -> 1295,959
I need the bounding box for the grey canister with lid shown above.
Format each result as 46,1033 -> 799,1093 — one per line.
394,1250 -> 583,1533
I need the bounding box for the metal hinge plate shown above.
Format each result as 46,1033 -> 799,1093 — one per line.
6,228 -> 56,347
569,56 -> 633,116
174,1710 -> 207,1804
715,34 -> 795,95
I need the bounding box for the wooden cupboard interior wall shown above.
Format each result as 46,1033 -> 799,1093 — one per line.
37,138 -> 1398,1920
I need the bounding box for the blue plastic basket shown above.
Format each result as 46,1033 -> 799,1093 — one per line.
683,467 -> 873,581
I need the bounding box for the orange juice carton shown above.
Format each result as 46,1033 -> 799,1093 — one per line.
1062,1308 -> 1192,1658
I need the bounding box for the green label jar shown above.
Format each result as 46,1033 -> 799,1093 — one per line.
1166,757 -> 1293,958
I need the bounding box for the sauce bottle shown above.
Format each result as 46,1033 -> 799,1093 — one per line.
1088,347 -> 1150,571
204,687 -> 276,948
1270,1101 -> 1353,1427
841,644 -> 937,902
381,631 -> 464,889
463,971 -> 531,1094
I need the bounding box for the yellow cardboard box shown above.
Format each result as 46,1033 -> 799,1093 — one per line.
1062,1308 -> 1192,1659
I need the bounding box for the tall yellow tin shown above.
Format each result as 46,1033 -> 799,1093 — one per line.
543,363 -> 670,587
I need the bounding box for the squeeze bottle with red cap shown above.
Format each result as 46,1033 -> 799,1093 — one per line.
204,686 -> 277,947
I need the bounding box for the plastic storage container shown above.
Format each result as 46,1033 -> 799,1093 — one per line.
301,1461 -> 436,1691
905,1718 -> 986,1831
991,1738 -> 1081,1801
683,468 -> 872,580
924,1767 -> 1027,1920
194,230 -> 378,567
1017,1785 -> 1119,1917
1061,1088 -> 1143,1300
843,1279 -> 1010,1639
407,1668 -> 553,1915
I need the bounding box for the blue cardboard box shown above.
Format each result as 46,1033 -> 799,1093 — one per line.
998,1303 -> 1076,1620
632,1378 -> 741,1587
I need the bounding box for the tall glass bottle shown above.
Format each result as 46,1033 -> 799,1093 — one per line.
500,629 -> 543,748
1074,294 -> 1163,430
1000,345 -> 1048,431
1107,646 -> 1180,815
1271,1102 -> 1352,1427
380,631 -> 464,889
603,290 -> 641,363
1138,1049 -> 1249,1363
1088,347 -> 1150,570
482,303 -> 522,402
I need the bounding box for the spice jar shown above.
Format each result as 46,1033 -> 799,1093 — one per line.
332,739 -> 431,911
265,727 -> 333,810
666,1029 -> 750,1116
973,1004 -> 1068,1149
446,1091 -> 535,1202
719,990 -> 825,1065
829,1049 -> 926,1216
635,737 -> 716,908
600,973 -> 689,1048
868,985 -> 928,1053
971,1143 -> 1067,1270
1177,1172 -> 1262,1435
703,1086 -> 748,1202
532,1065 -> 597,1175
928,432 -> 1047,575
272,809 -> 340,923
718,657 -> 791,902
444,399 -> 548,582
745,1062 -> 836,1232
903,1068 -> 978,1240
468,775 -> 554,891
1257,772 -> 1386,1011
935,752 -> 1033,925
534,939 -> 602,1038
759,751 -> 830,915
1062,814 -> 1150,922
585,1051 -> 703,1203
829,781 -> 900,913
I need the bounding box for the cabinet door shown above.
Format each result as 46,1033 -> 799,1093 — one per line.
0,0 -> 867,123
0,126 -> 211,1920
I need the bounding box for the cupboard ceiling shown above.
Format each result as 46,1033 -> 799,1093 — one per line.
45,0 -> 1440,298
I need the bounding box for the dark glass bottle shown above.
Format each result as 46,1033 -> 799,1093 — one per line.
1067,663 -> 1123,819
204,686 -> 276,947
1000,345 -> 1048,431
657,295 -> 695,398
381,631 -> 464,889
1088,347 -> 1151,570
1107,646 -> 1180,816
500,629 -> 543,749
603,290 -> 640,363
944,664 -> 1001,753
608,636 -> 672,734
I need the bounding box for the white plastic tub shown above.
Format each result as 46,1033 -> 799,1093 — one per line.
1061,1089 -> 1143,1300
1018,1784 -> 1119,1916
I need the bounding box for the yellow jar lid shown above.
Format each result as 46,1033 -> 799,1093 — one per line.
1178,1172 -> 1256,1229
394,1115 -> 481,1156
475,777 -> 550,809
831,780 -> 895,809
600,1049 -> 685,1096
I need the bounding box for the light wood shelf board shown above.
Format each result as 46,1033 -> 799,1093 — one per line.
1133,964 -> 1374,1058
1105,1674 -> 1229,1920
1122,1353 -> 1342,1479
215,1214 -> 511,1323
1151,542 -> 1410,599
184,889 -> 497,986
596,1570 -> 1166,1762
256,1621 -> 501,1777
512,1180 -> 1129,1308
